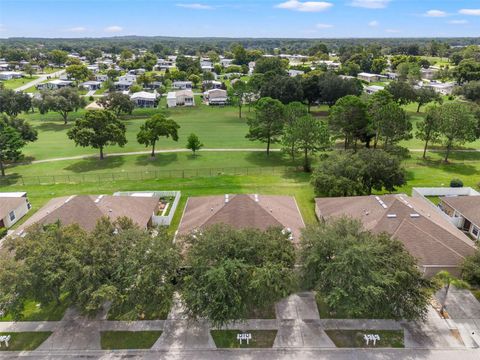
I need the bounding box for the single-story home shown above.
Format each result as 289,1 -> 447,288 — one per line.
130,91 -> 158,108
204,88 -> 228,105
438,196 -> 480,240
421,67 -> 439,80
357,72 -> 387,83
15,194 -> 162,235
95,74 -> 108,82
177,194 -> 305,243
172,81 -> 193,90
0,71 -> 23,80
144,81 -> 163,90
288,69 -> 304,77
202,80 -> 222,90
115,74 -> 136,91
315,194 -> 476,277
220,58 -> 234,67
80,80 -> 102,91
423,81 -> 455,95
37,79 -> 73,90
365,85 -> 385,94
0,192 -> 31,229
167,90 -> 195,108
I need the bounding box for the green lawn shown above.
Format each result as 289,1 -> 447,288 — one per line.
0,296 -> 69,322
325,330 -> 404,348
20,104 -> 268,161
211,330 -> 277,348
0,332 -> 52,351
1,76 -> 38,89
100,331 -> 162,349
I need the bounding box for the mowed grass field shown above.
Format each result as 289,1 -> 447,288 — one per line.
21,103 -> 268,161
1,76 -> 39,89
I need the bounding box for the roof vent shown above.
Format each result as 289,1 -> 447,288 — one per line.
225,194 -> 229,203
95,195 -> 104,203
410,213 -> 420,218
65,195 -> 75,203
387,214 -> 397,218
254,194 -> 259,202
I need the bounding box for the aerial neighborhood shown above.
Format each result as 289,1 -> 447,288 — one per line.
1,2 -> 480,358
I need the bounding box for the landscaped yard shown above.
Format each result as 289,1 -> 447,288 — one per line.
0,332 -> 52,351
1,76 -> 38,89
325,330 -> 404,348
100,331 -> 162,349
211,330 -> 277,348
0,297 -> 69,322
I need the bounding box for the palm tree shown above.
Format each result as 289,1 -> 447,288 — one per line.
433,271 -> 470,317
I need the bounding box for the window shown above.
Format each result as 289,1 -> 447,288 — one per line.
9,211 -> 15,222
472,226 -> 479,238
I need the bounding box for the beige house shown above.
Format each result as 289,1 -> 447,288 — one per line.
315,194 -> 476,277
167,90 -> 195,108
203,89 -> 228,105
177,194 -> 305,243
0,192 -> 31,229
439,196 -> 480,240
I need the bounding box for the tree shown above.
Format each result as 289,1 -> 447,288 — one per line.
454,59 -> 480,84
328,95 -> 368,150
186,133 -> 203,156
284,115 -> 330,172
374,101 -> 412,148
0,116 -> 37,176
97,92 -> 135,117
0,88 -> 32,118
40,88 -> 85,124
260,75 -> 304,104
371,57 -> 387,74
0,257 -> 30,320
246,97 -> 285,155
254,57 -> 287,75
433,271 -> 470,317
462,250 -> 480,288
301,74 -> 320,112
66,64 -> 91,83
386,81 -> 417,106
300,218 -> 431,320
137,113 -> 180,157
457,81 -> 480,103
416,105 -> 442,159
318,72 -> 363,107
437,102 -> 478,162
188,74 -> 201,88
415,87 -> 443,113
67,110 -> 127,159
180,225 -> 296,327
23,63 -> 35,78
229,80 -> 247,118
48,50 -> 68,66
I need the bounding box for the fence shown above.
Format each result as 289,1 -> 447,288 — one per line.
0,166 -> 297,187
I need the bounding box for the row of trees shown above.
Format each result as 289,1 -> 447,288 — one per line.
0,217 -> 435,326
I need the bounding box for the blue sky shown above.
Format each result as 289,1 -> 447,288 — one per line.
0,0 -> 479,38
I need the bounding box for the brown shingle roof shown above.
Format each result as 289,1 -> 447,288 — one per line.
315,194 -> 476,269
440,196 -> 480,227
17,195 -> 159,233
178,194 -> 305,242
0,197 -> 26,220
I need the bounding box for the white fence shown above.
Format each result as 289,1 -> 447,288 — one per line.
113,191 -> 181,226
412,187 -> 480,198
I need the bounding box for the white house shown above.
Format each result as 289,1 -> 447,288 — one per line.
37,79 -> 73,90
167,90 -> 195,108
95,74 -> 108,82
220,58 -> 234,68
115,74 -> 136,91
0,192 -> 31,229
423,81 -> 455,95
80,80 -> 102,91
357,72 -> 386,83
288,69 -> 304,77
421,67 -> 439,80
202,80 -> 222,90
130,91 -> 158,108
172,81 -> 193,90
204,88 -> 228,105
365,85 -> 385,94
0,71 -> 23,80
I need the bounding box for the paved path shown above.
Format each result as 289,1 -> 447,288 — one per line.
14,70 -> 65,92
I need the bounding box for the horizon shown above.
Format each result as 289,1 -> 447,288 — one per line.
1,0 -> 480,39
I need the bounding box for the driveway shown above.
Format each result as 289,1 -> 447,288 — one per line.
14,70 -> 65,92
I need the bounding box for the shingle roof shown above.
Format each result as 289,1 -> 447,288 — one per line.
17,195 -> 159,233
178,194 -> 305,242
315,194 -> 476,268
440,196 -> 480,228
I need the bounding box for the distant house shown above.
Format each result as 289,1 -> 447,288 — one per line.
201,60 -> 213,72
204,88 -> 228,105
177,194 -> 305,243
95,74 -> 108,82
115,74 -> 136,91
315,60 -> 341,70
421,67 -> 439,80
144,81 -> 163,90
167,90 -> 195,108
288,69 -> 304,77
0,192 -> 31,229
202,80 -> 222,90
357,72 -> 386,83
172,81 -> 192,90
439,196 -> 480,240
423,81 -> 455,95
87,65 -> 99,73
365,85 -> 384,94
0,71 -> 23,80
315,194 -> 476,277
130,91 -> 158,108
80,80 -> 102,91
37,79 -> 73,90
155,59 -> 175,71
15,194 -> 163,235
220,58 -> 234,68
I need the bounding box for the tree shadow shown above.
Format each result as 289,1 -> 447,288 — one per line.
134,153 -> 178,167
35,122 -> 70,132
0,173 -> 22,186
64,155 -> 126,173
418,159 -> 478,176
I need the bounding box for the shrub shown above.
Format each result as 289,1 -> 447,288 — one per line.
450,179 -> 463,188
0,227 -> 7,238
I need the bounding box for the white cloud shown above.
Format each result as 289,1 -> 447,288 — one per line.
67,26 -> 87,33
0,24 -> 5,32
276,1 -> 333,12
424,10 -> 447,17
350,0 -> 390,9
176,3 -> 213,10
448,19 -> 468,24
316,23 -> 333,28
104,25 -> 123,33
385,28 -> 400,33
459,9 -> 480,16
368,20 -> 379,27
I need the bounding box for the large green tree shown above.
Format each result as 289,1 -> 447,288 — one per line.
246,97 -> 285,155
416,105 -> 442,159
180,225 -> 296,327
137,113 -> 180,157
98,92 -> 135,117
386,81 -> 417,106
67,110 -> 127,159
0,89 -> 32,118
38,88 -> 85,124
300,218 -> 432,320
